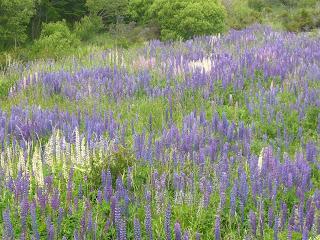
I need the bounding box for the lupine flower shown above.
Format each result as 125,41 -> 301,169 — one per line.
215,215 -> 220,240
2,208 -> 14,239
183,231 -> 190,240
97,190 -> 103,204
120,218 -> 127,240
165,203 -> 171,240
1,25 -> 320,240
134,218 -> 142,240
305,204 -> 315,231
280,202 -> 287,230
105,218 -> 111,233
306,142 -> 317,163
249,210 -> 257,236
274,216 -> 279,240
74,229 -> 79,240
196,232 -> 201,240
37,188 -> 47,211
51,188 -> 60,210
57,207 -> 64,232
20,197 -> 29,233
46,216 -> 54,240
30,202 -> 40,240
174,222 -> 182,240
87,209 -> 93,232
230,182 -> 237,216
114,199 -> 122,238
302,228 -> 308,240
268,207 -> 274,227
145,204 -> 153,240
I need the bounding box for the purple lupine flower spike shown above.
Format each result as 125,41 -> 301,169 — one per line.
105,218 -> 111,233
274,217 -> 279,240
196,232 -> 201,240
145,204 -> 153,240
165,204 -> 171,240
74,229 -> 79,240
30,202 -> 40,240
249,210 -> 257,236
120,218 -> 127,240
174,222 -> 182,240
305,204 -> 315,231
46,216 -> 54,240
215,215 -> 221,240
134,218 -> 142,240
58,207 -> 64,233
20,197 -> 29,234
2,207 -> 14,239
183,231 -> 190,240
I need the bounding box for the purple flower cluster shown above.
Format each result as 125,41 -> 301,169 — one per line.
0,25 -> 319,239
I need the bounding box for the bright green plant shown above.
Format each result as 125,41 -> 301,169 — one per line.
225,0 -> 262,30
128,0 -> 154,24
0,0 -> 36,49
32,20 -> 80,59
282,8 -> 320,32
149,0 -> 226,40
86,0 -> 129,25
74,15 -> 104,41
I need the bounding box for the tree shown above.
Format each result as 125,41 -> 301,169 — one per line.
32,20 -> 80,58
128,0 -> 154,24
0,0 -> 36,49
29,0 -> 87,40
86,0 -> 129,25
149,0 -> 226,40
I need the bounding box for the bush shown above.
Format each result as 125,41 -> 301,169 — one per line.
32,21 -> 80,59
74,15 -> 104,41
128,0 -> 154,24
225,1 -> 262,30
149,0 -> 226,40
248,0 -> 266,11
282,8 -> 320,32
108,21 -> 160,48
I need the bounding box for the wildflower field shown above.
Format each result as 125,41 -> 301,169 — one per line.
0,25 -> 319,239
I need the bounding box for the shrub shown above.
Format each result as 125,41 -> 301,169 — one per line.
128,0 -> 154,24
149,0 -> 226,40
225,1 -> 262,30
32,21 -> 80,59
74,15 -> 104,41
0,0 -> 35,49
108,21 -> 159,48
248,0 -> 266,11
282,8 -> 320,32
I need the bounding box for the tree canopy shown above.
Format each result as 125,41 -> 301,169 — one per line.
149,0 -> 226,40
0,0 -> 35,49
86,0 -> 129,25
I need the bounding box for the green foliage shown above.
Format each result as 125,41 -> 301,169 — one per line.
282,7 -> 320,32
32,21 -> 80,59
86,0 -> 129,25
74,15 -> 104,41
128,0 -> 154,24
0,0 -> 36,49
88,145 -> 134,188
29,0 -> 87,40
246,0 -> 320,31
248,0 -> 267,11
149,0 -> 226,40
224,1 -> 262,29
